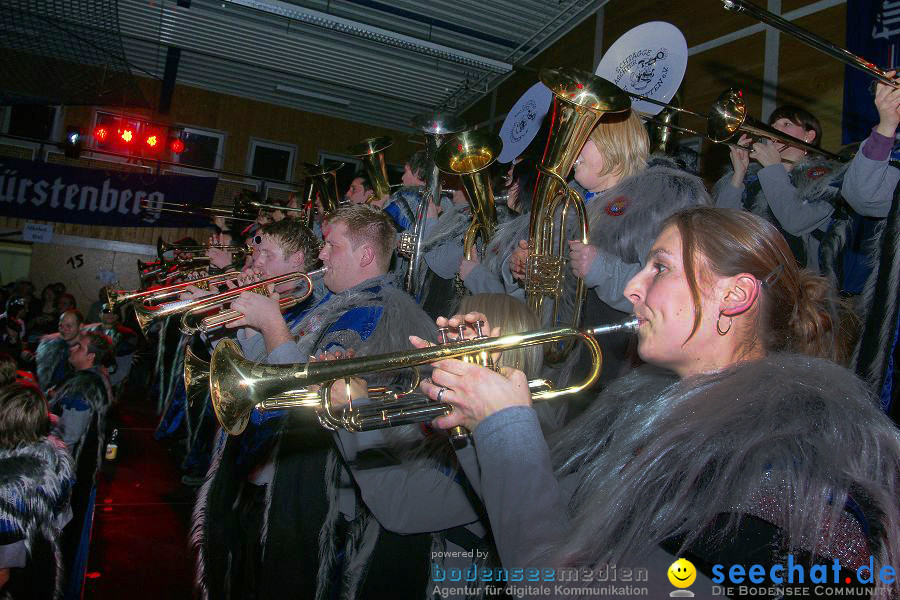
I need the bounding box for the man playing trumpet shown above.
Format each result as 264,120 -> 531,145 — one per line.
194,205 -> 438,600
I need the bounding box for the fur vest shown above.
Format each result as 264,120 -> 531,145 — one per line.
0,437 -> 74,599
544,353 -> 900,585
34,335 -> 69,395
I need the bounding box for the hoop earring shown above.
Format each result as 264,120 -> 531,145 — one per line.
716,311 -> 733,336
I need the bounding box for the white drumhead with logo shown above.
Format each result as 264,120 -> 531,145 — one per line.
595,21 -> 687,116
498,82 -> 553,163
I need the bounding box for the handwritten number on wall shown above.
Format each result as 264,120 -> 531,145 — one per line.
67,254 -> 85,269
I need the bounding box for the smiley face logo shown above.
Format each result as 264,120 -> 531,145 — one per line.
667,558 -> 696,588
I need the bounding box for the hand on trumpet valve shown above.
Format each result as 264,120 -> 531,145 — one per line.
875,70 -> 900,138
509,239 -> 530,282
178,284 -> 216,301
434,311 -> 499,343
412,342 -> 531,431
308,349 -> 361,408
225,288 -> 283,333
567,240 -> 600,279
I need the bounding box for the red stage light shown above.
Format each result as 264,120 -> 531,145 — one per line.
146,135 -> 158,147
170,138 -> 185,154
121,129 -> 134,143
95,127 -> 108,142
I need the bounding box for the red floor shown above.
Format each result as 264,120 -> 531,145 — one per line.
83,397 -> 197,599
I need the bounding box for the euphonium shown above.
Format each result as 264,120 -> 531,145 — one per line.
525,68 -> 631,363
209,317 -> 639,435
401,113 -> 466,295
157,236 -> 251,261
434,128 -> 502,291
347,137 -> 392,202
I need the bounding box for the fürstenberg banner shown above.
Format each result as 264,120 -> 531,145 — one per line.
0,156 -> 217,227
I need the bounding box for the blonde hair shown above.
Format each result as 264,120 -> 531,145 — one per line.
587,111 -> 649,180
458,294 -> 542,379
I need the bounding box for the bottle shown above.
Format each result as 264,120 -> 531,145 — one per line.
105,428 -> 119,461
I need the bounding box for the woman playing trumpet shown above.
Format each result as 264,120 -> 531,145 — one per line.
416,207 -> 900,596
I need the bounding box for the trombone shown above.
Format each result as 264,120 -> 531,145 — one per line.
208,317 -> 639,436
723,0 -> 899,90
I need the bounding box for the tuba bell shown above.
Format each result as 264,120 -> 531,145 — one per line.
302,161 -> 344,215
525,67 -> 631,363
434,128 -> 502,288
400,113 -> 466,295
347,137 -> 393,202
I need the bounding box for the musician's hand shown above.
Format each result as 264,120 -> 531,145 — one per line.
178,285 -> 215,301
458,256 -> 478,281
327,376 -> 367,409
417,361 -> 531,431
750,139 -> 783,168
875,70 -> 900,138
451,189 -> 467,207
225,291 -> 291,353
509,239 -> 529,282
426,197 -> 440,218
729,134 -> 751,185
435,312 -> 499,342
568,240 -> 599,279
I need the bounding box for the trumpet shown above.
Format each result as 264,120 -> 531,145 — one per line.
132,269 -> 322,335
208,317 -> 639,435
157,237 -> 252,261
180,267 -> 324,335
108,270 -> 242,311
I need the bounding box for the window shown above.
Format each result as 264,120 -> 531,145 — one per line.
6,106 -> 57,140
247,139 -> 296,183
176,127 -> 225,171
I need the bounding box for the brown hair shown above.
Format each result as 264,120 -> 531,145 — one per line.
768,104 -> 822,148
325,204 -> 395,271
0,382 -> 49,448
81,330 -> 115,368
259,219 -> 321,272
587,110 -> 650,180
458,294 -> 542,379
666,207 -> 843,362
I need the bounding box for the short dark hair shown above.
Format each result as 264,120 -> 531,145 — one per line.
351,174 -> 373,191
81,330 -> 115,368
58,293 -> 77,309
768,105 -> 822,148
0,353 -> 16,386
0,382 -> 49,448
407,150 -> 428,180
325,204 -> 396,271
259,219 -> 321,272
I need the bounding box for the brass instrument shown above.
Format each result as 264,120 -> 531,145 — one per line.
401,113 -> 466,295
140,198 -> 257,223
706,89 -> 841,160
525,67 -> 631,363
347,137 -> 393,202
179,267 -> 325,335
302,162 -> 344,215
209,317 -> 639,436
132,270 -> 321,335
157,237 -> 252,261
435,128 -> 502,294
723,0 -> 899,90
107,270 -> 241,311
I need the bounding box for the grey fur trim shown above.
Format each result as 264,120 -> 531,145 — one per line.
0,437 -> 74,600
421,204 -> 472,254
190,428 -> 227,600
35,334 -> 68,394
542,353 -> 900,588
53,368 -> 112,476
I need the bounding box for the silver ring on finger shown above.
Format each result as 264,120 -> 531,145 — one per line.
436,387 -> 447,403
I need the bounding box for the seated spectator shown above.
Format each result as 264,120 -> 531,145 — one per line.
0,382 -> 73,599
35,310 -> 83,395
